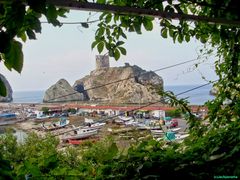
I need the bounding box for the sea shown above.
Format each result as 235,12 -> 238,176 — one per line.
12,84 -> 215,105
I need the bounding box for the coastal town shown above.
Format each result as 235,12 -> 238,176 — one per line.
0,101 -> 208,146
0,0 -> 239,178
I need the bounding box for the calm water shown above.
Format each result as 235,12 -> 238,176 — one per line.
164,84 -> 215,105
12,90 -> 45,103
12,84 -> 215,105
0,126 -> 27,143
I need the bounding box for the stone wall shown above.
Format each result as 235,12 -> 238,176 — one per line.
96,55 -> 109,70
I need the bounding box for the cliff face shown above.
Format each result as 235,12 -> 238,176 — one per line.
73,65 -> 164,104
0,74 -> 13,102
43,79 -> 85,102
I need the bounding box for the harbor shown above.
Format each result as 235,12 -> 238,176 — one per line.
0,102 -> 192,148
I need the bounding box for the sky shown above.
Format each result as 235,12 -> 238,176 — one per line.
0,11 -> 217,91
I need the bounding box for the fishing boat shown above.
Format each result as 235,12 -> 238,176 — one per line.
62,128 -> 98,141
175,133 -> 190,141
87,122 -> 106,129
136,124 -> 150,130
84,118 -> 94,124
136,123 -> 162,130
114,119 -> 125,125
151,129 -> 164,135
124,120 -> 139,126
118,116 -> 133,121
164,131 -> 189,142
41,117 -> 69,131
168,127 -> 181,132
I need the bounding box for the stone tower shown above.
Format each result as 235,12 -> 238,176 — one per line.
96,55 -> 110,70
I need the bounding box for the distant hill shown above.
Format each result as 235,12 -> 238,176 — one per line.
43,79 -> 84,103
0,74 -> 12,102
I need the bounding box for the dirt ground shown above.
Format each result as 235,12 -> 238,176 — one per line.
14,114 -> 153,151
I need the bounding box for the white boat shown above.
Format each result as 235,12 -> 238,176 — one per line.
151,129 -> 164,135
149,126 -> 162,130
41,118 -> 69,131
86,122 -> 106,129
175,133 -> 190,140
114,119 -> 125,124
118,116 -> 133,121
124,120 -> 138,126
136,124 -> 150,130
136,123 -> 162,130
168,127 -> 181,132
63,128 -> 98,140
84,118 -> 94,124
36,115 -> 49,120
155,133 -> 189,142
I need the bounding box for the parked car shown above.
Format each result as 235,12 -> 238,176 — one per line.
50,113 -> 60,118
170,119 -> 178,127
60,112 -> 69,117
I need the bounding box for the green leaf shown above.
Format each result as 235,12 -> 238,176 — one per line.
118,47 -> 126,55
81,23 -> 89,28
97,0 -> 106,4
109,49 -> 114,57
28,15 -> 42,33
57,8 -> 69,17
0,32 -> 11,53
143,19 -> 153,31
114,49 -> 120,60
200,36 -> 207,43
3,40 -> 23,73
185,34 -> 190,42
19,32 -> 27,42
46,5 -> 61,26
129,26 -> 135,32
0,79 -> 7,97
26,29 -> 36,40
114,14 -> 119,23
169,29 -> 174,37
161,28 -> 168,38
116,41 -> 124,46
99,12 -> 107,20
47,5 -> 57,20
133,22 -> 142,34
97,41 -> 104,53
178,34 -> 183,43
0,4 -> 5,15
91,41 -> 98,50
121,32 -> 127,39
173,32 -> 178,43
107,142 -> 118,158
27,0 -> 46,13
105,14 -> 112,23
96,27 -> 105,37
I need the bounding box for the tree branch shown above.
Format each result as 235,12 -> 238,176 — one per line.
43,0 -> 240,26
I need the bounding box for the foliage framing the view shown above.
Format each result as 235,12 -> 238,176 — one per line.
0,0 -> 68,96
0,0 -> 240,178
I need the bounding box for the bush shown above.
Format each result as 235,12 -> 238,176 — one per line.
41,107 -> 49,114
165,109 -> 182,118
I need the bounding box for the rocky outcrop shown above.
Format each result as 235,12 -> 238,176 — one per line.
73,64 -> 164,104
43,79 -> 85,102
0,74 -> 13,102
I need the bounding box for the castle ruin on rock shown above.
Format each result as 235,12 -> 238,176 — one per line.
44,55 -> 164,104
96,55 -> 110,70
